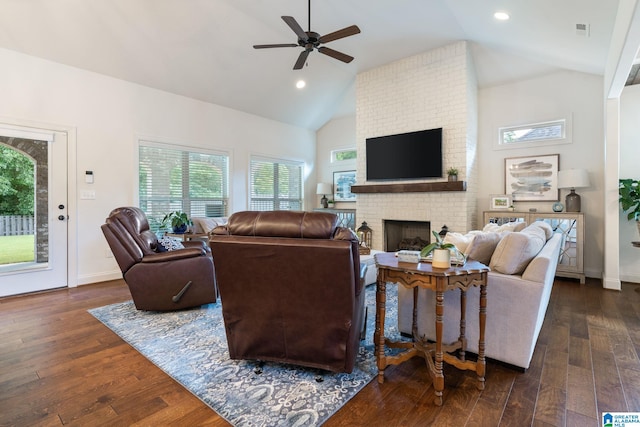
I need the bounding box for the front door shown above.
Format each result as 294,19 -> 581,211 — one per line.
0,125 -> 68,297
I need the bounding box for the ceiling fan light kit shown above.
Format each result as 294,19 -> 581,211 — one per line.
253,0 -> 360,70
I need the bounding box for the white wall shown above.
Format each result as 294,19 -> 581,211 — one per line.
315,115 -> 356,210
620,84 -> 640,282
478,70 -> 605,278
0,47 -> 315,285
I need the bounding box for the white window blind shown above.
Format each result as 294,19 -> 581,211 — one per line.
249,156 -> 303,211
139,141 -> 229,231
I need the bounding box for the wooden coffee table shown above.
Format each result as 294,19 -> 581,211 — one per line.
374,252 -> 490,406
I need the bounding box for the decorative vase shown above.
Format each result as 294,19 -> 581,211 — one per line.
432,248 -> 451,268
448,174 -> 457,182
172,224 -> 188,234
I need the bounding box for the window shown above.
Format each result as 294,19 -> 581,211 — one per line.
139,141 -> 229,232
499,119 -> 566,146
331,148 -> 356,163
249,156 -> 303,211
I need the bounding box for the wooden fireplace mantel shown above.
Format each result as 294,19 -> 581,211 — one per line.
350,181 -> 466,194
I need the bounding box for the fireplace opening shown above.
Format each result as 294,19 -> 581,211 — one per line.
383,220 -> 431,252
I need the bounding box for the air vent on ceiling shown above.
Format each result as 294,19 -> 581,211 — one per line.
576,23 -> 590,37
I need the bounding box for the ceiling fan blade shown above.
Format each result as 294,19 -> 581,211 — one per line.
282,16 -> 308,42
294,50 -> 311,70
253,44 -> 298,49
318,25 -> 361,44
318,46 -> 354,64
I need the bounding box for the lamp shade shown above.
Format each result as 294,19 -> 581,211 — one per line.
316,183 -> 332,195
557,169 -> 590,189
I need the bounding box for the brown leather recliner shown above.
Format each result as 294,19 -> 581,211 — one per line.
210,210 -> 364,373
101,207 -> 217,311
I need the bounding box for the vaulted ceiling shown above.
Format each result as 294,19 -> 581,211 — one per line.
0,0 -> 623,130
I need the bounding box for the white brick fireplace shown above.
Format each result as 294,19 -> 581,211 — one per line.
355,41 -> 479,251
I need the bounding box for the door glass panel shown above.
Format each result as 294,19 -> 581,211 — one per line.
0,138 -> 47,272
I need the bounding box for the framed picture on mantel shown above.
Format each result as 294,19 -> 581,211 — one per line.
333,170 -> 356,202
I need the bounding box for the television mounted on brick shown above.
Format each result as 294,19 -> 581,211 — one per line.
365,128 -> 443,180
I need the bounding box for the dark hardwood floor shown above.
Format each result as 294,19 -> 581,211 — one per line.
1,277 -> 639,426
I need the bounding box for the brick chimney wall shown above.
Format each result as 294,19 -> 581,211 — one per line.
355,41 -> 478,250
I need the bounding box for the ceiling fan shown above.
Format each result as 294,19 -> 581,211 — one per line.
253,0 -> 360,70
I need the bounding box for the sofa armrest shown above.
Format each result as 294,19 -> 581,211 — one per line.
141,247 -> 205,262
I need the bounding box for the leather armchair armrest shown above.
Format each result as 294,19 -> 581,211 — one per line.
141,247 -> 205,263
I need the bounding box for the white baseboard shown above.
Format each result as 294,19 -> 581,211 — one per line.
620,273 -> 640,284
76,270 -> 122,286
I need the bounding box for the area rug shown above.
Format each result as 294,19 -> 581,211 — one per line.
89,286 -> 400,426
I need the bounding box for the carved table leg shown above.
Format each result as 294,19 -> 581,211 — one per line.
434,287 -> 444,406
375,277 -> 387,384
477,282 -> 487,390
458,288 -> 467,361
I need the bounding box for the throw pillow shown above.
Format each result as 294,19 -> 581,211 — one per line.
529,220 -> 554,240
443,232 -> 474,254
489,226 -> 546,275
483,221 -> 527,233
156,236 -> 185,252
465,232 -> 503,265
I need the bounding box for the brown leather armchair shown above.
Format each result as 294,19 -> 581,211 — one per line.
101,207 -> 217,311
210,210 -> 364,373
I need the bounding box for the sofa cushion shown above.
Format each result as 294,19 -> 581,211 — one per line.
465,232 -> 503,265
489,226 -> 546,275
192,217 -> 228,234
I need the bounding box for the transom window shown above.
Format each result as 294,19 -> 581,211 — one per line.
249,156 -> 303,211
499,119 -> 566,146
331,148 -> 357,163
138,141 -> 229,232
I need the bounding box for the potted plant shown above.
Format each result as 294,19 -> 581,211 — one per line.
619,178 -> 640,236
327,199 -> 335,208
161,211 -> 192,234
420,231 -> 466,268
447,167 -> 459,182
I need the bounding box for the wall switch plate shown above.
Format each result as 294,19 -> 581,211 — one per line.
80,190 -> 96,200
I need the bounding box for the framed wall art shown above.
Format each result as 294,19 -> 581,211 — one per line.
505,154 -> 559,202
333,170 -> 356,202
489,194 -> 512,210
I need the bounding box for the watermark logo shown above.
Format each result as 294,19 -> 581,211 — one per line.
603,412 -> 640,427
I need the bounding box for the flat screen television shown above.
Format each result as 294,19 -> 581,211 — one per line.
366,128 -> 443,180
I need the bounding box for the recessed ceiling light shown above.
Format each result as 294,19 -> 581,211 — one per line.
494,11 -> 510,21
296,80 -> 306,89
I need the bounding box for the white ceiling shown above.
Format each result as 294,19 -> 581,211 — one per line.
0,0 -> 621,130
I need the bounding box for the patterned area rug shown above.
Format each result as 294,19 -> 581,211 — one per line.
89,285 -> 400,426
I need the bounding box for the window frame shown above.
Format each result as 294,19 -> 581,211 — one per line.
495,115 -> 572,150
331,147 -> 357,163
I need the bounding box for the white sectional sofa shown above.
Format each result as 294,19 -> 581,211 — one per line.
396,221 -> 563,370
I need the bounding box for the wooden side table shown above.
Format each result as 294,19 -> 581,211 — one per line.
164,232 -> 209,242
374,252 -> 490,406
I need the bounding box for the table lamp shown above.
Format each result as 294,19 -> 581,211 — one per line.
316,183 -> 332,208
557,169 -> 590,212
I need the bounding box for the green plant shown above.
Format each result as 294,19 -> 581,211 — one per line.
446,167 -> 458,176
420,231 -> 465,262
619,179 -> 640,221
161,211 -> 192,230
